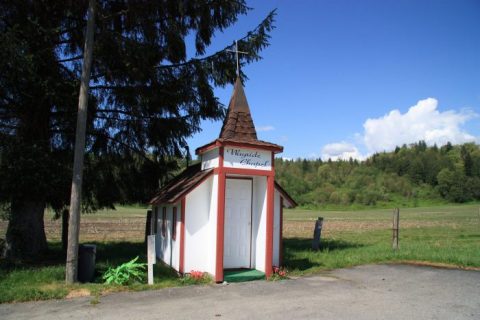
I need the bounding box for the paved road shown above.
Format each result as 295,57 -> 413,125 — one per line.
1,264 -> 479,320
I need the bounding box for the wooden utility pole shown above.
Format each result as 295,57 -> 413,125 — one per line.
392,208 -> 400,250
66,0 -> 96,284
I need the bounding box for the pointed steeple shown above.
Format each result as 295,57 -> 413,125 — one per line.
195,77 -> 283,155
219,77 -> 258,141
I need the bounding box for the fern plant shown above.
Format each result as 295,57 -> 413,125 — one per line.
102,256 -> 147,285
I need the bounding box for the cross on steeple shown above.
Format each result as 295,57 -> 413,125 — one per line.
227,40 -> 248,77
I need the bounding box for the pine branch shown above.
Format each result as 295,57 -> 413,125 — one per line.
58,55 -> 83,63
155,9 -> 276,70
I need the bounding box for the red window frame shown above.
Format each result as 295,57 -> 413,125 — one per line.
162,207 -> 167,237
172,207 -> 177,240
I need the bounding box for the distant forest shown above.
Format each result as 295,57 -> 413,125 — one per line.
275,142 -> 480,209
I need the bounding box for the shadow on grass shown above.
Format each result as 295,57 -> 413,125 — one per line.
0,241 -> 147,266
0,241 -> 171,278
284,237 -> 364,252
1,240 -> 180,286
283,237 -> 364,271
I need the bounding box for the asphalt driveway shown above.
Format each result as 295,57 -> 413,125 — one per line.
1,264 -> 479,320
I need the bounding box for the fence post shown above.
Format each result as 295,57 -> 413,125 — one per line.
312,217 -> 324,250
392,208 -> 399,250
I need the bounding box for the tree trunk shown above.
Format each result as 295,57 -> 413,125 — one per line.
5,200 -> 48,259
62,209 -> 69,254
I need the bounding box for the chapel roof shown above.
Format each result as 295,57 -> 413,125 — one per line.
148,162 -> 296,207
149,163 -> 213,205
196,78 -> 283,154
219,77 -> 258,141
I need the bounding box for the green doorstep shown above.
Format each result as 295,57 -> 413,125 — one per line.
224,269 -> 266,283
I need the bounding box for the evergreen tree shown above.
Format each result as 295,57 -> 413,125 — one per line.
461,145 -> 473,177
275,142 -> 480,208
0,0 -> 275,258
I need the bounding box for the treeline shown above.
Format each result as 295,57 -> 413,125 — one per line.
275,142 -> 480,208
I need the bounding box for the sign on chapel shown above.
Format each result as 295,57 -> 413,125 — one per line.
149,77 -> 296,282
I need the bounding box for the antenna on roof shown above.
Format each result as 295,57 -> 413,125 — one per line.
227,40 -> 248,77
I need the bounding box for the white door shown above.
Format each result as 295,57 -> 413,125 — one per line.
224,178 -> 252,269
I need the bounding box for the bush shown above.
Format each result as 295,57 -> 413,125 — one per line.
102,256 -> 146,285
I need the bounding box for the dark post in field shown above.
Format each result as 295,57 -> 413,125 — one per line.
392,208 -> 400,250
65,0 -> 96,284
312,217 -> 324,250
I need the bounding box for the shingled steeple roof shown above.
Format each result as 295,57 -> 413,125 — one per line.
196,78 -> 283,154
219,77 -> 258,141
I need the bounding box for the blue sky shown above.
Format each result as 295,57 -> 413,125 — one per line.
186,0 -> 480,160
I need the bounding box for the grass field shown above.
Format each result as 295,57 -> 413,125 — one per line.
1,204 -> 479,303
283,205 -> 480,274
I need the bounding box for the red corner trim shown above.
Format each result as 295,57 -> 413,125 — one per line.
220,141 -> 283,153
195,141 -> 222,155
196,140 -> 282,155
215,171 -> 226,282
214,167 -> 274,177
219,146 -> 224,169
265,175 -> 274,277
179,198 -> 186,274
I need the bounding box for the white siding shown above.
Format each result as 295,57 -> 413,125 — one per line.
184,175 -> 217,274
252,176 -> 267,272
272,190 -> 281,267
154,203 -> 181,270
207,174 -> 218,274
171,204 -> 181,270
201,148 -> 219,170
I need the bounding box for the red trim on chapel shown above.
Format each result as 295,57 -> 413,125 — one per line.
214,147 -> 226,283
265,175 -> 274,278
215,171 -> 226,282
168,170 -> 214,204
214,167 -> 274,177
196,140 -> 283,155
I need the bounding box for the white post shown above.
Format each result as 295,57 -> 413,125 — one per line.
147,235 -> 156,285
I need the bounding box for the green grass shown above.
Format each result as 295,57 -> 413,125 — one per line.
285,203 -> 480,221
1,203 -> 479,303
0,241 -> 208,304
282,204 -> 480,275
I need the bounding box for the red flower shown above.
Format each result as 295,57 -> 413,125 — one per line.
190,270 -> 204,280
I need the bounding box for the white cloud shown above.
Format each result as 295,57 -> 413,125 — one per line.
257,125 -> 275,132
363,98 -> 477,153
319,98 -> 478,161
321,142 -> 364,161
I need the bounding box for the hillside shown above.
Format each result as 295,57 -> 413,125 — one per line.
275,142 -> 480,209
